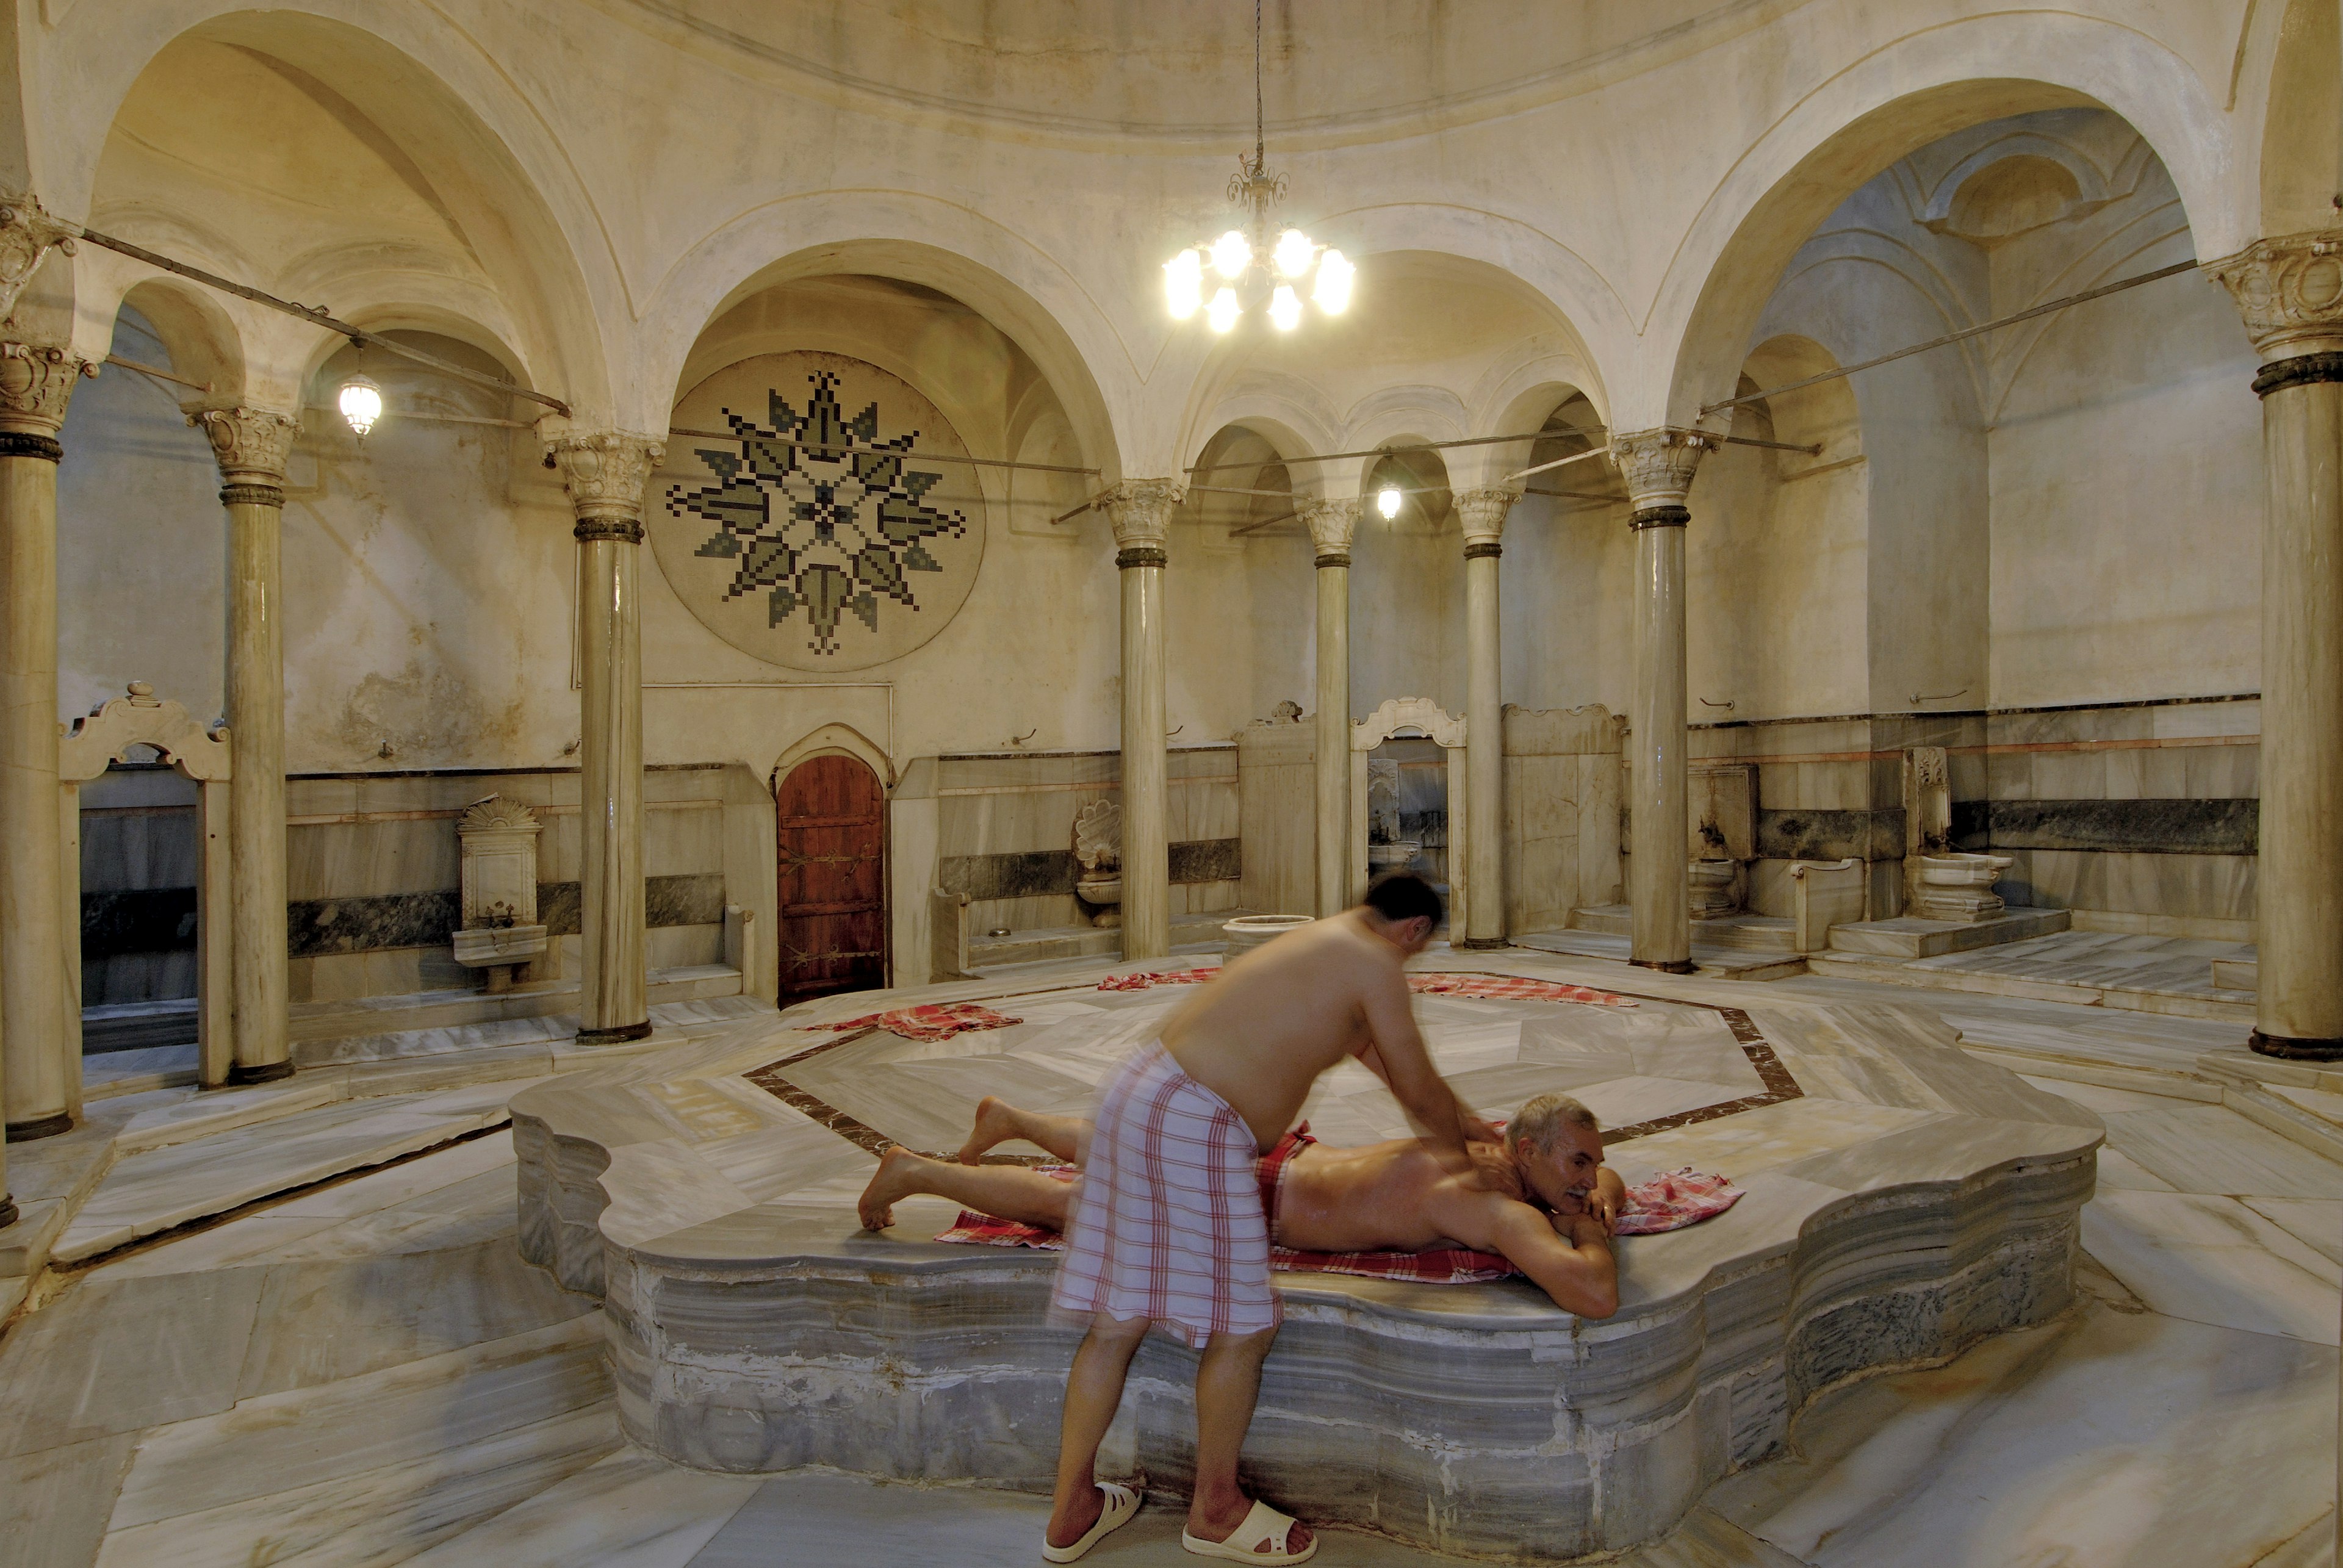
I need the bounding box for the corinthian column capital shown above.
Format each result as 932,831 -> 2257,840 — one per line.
1103,478 -> 1182,564
548,431 -> 665,542
1299,497 -> 1360,563
192,406 -> 302,494
0,196 -> 79,326
0,342 -> 92,446
2205,229 -> 2343,364
1453,485 -> 1521,552
1609,428 -> 1716,516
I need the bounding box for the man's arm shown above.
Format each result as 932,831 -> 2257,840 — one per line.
1357,964 -> 1476,1177
1480,1198 -> 1619,1318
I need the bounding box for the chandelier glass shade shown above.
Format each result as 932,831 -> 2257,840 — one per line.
337,376 -> 383,437
1164,4 -> 1350,333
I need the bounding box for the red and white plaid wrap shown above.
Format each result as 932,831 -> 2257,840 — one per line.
1408,973 -> 1636,1008
823,1001 -> 1022,1042
1049,1044 -> 1279,1348
1613,1168 -> 1743,1234
1096,969 -> 1216,992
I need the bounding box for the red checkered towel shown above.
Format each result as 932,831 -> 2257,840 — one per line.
1408,973 -> 1636,1008
824,1002 -> 1023,1042
1613,1168 -> 1744,1235
1049,1044 -> 1279,1348
1096,969 -> 1216,991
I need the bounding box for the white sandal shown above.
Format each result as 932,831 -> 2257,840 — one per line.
1043,1481 -> 1143,1563
1181,1497 -> 1317,1563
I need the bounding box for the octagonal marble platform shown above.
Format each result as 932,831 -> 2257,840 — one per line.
511,949 -> 2103,1563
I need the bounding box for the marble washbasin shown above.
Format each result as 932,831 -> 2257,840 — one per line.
511,956 -> 2100,1562
1912,852 -> 2015,922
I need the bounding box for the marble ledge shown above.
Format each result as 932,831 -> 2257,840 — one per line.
508,954 -> 2103,1563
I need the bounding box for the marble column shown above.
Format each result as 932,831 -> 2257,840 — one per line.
2211,233 -> 2343,1060
1454,486 -> 1519,947
1301,499 -> 1361,916
1104,481 -> 1182,960
0,343 -> 87,1140
196,406 -> 303,1084
1611,430 -> 1715,973
550,433 -> 664,1043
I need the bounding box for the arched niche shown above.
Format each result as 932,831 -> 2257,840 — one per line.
58,685 -> 234,1088
1350,697 -> 1470,932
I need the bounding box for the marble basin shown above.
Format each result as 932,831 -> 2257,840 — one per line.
511,955 -> 2099,1562
1916,852 -> 2014,887
1688,857 -> 1740,916
1222,913 -> 1311,956
1912,853 -> 2014,922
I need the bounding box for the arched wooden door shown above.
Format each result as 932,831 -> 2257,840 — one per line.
775,753 -> 888,1005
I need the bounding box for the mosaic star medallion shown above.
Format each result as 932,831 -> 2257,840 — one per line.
657,351 -> 987,670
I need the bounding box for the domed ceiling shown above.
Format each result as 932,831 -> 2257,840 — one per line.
602,0 -> 1800,141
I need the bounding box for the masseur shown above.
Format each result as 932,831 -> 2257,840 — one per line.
1042,871 -> 1480,1564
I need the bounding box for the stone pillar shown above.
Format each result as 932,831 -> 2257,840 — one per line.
1611,430 -> 1715,973
1104,481 -> 1181,960
196,406 -> 303,1083
1302,498 -> 1361,916
550,433 -> 664,1043
0,343 -> 87,1140
1454,486 -> 1518,947
2210,232 -> 2343,1060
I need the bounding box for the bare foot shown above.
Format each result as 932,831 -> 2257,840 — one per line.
1187,1495 -> 1312,1557
957,1095 -> 1020,1165
856,1145 -> 929,1231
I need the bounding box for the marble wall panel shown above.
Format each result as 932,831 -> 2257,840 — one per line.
644,802 -> 724,879
1237,724 -> 1314,919
1505,753 -> 1582,934
1577,754 -> 1624,907
649,923 -> 724,969
2003,849 -> 2256,922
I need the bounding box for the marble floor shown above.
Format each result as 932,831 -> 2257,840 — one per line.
1,957 -> 2334,1567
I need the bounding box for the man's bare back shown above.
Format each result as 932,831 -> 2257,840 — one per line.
1164,907 -> 1470,1167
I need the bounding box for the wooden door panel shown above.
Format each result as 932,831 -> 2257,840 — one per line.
777,754 -> 887,1004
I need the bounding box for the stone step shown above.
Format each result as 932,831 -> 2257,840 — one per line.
48,1077 -> 533,1265
2211,955 -> 2258,991
1566,905 -> 1799,952
970,910 -> 1243,968
1824,906 -> 2071,960
1804,951 -> 2255,1021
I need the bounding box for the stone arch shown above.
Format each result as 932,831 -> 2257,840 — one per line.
638,210 -> 1127,481
1646,16 -> 2241,428
772,722 -> 898,794
2256,0 -> 2343,237
47,4 -> 612,419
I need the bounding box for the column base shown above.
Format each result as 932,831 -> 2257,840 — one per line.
1452,937 -> 1511,951
1630,958 -> 1699,975
226,1060 -> 296,1086
2249,1029 -> 2343,1062
0,1196 -> 17,1230
5,1112 -> 73,1141
576,1020 -> 655,1046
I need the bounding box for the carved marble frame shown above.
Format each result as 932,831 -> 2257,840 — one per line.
1350,696 -> 1469,930
58,686 -> 233,1087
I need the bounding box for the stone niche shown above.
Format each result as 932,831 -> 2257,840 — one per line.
450,795 -> 547,989
1688,761 -> 1757,916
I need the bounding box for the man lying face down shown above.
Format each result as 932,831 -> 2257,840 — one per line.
857,1085 -> 1624,1320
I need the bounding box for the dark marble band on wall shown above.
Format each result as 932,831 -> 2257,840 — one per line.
938,838 -> 1242,901
286,872 -> 728,958
1975,799 -> 2258,857
1754,800 -> 2257,862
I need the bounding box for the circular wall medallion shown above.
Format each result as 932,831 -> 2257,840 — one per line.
656,351 -> 985,671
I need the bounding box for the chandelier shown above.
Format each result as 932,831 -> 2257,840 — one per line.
1163,2 -> 1351,333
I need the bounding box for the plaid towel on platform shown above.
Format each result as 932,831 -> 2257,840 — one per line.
1408,973 -> 1637,1007
1096,969 -> 1216,991
1612,1168 -> 1744,1234
824,1002 -> 1023,1042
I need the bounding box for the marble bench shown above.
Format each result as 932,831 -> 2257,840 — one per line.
510,957 -> 2101,1562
